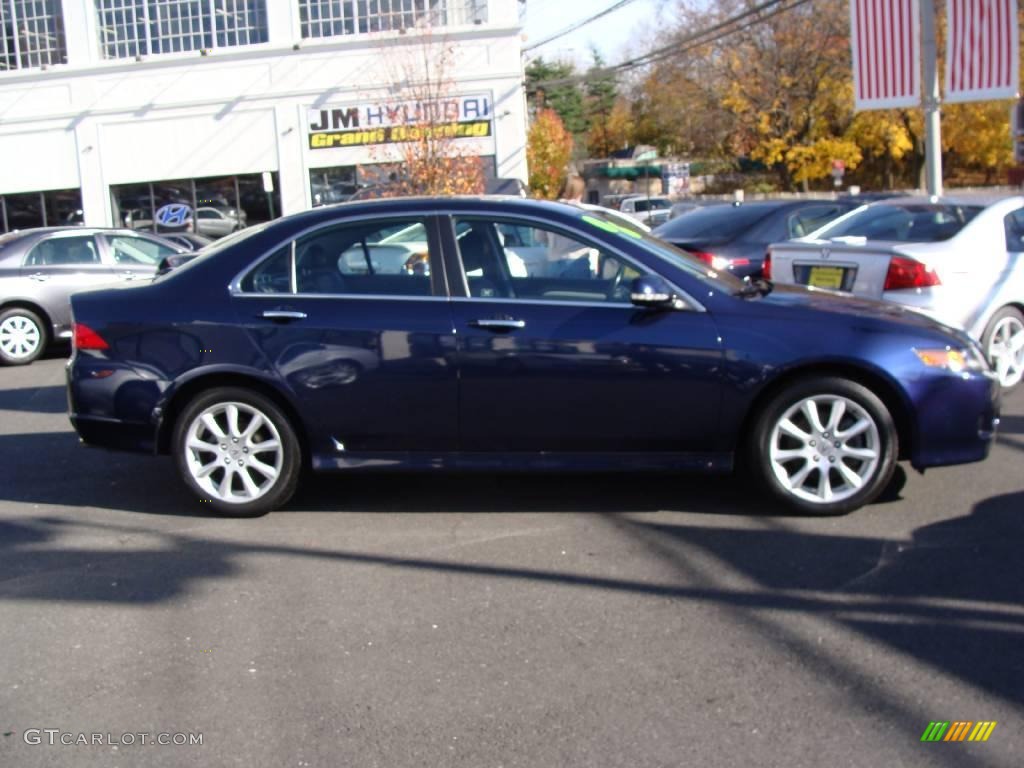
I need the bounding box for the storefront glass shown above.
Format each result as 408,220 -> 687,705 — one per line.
0,188 -> 82,233
111,172 -> 280,238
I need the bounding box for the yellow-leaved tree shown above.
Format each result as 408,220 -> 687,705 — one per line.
528,108 -> 574,199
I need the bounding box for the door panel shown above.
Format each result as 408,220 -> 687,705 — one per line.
452,300 -> 722,451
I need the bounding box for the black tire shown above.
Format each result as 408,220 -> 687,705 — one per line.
981,305 -> 1024,392
0,307 -> 47,365
748,377 -> 898,516
173,387 -> 301,517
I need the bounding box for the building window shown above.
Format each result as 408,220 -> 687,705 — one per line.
299,0 -> 486,39
110,173 -> 280,239
0,1 -> 66,72
95,1 -> 269,59
0,189 -> 82,233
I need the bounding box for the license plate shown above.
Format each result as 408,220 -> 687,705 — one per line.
807,266 -> 846,290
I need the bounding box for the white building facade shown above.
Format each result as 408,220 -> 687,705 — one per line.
0,1 -> 528,232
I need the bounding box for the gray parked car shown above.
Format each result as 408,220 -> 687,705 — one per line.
0,227 -> 186,365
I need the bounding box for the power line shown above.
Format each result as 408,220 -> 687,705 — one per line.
523,0 -> 647,52
527,0 -> 814,89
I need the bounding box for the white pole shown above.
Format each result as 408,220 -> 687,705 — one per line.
921,0 -> 942,196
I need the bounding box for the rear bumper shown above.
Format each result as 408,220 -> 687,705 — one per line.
909,372 -> 1001,469
70,414 -> 157,453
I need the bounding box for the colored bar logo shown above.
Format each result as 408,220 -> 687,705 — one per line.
921,721 -> 997,742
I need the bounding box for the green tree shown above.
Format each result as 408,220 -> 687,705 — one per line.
525,58 -> 587,136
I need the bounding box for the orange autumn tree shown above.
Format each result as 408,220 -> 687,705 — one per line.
372,21 -> 485,196
528,108 -> 574,199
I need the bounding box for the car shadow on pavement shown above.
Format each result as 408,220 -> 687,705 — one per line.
0,385 -> 68,414
0,490 -> 1020,768
0,429 -> 912,518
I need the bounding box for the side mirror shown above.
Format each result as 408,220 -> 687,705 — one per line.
629,275 -> 679,309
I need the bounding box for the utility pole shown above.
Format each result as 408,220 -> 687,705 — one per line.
921,0 -> 942,196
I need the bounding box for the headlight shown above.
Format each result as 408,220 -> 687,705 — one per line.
914,346 -> 989,374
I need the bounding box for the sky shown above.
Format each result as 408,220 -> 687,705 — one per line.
520,0 -> 671,67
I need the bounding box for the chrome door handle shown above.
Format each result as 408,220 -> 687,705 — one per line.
120,271 -> 137,280
29,272 -> 49,282
469,318 -> 526,331
261,310 -> 307,321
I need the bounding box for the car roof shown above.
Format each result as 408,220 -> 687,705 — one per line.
859,192 -> 1024,207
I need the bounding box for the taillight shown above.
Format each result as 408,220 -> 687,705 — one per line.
73,323 -> 109,350
690,250 -> 716,266
762,253 -> 772,279
883,256 -> 941,291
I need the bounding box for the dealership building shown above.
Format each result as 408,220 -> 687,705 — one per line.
0,1 -> 528,233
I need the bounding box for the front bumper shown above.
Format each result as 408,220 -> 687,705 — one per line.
909,371 -> 1001,469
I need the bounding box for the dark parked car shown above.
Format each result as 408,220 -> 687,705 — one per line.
158,232 -> 214,251
0,227 -> 187,365
67,197 -> 999,517
653,199 -> 857,278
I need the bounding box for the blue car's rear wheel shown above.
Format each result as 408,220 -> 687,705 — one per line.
750,377 -> 898,515
173,387 -> 301,516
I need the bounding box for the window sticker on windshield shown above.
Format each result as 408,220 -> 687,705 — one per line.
581,214 -> 643,239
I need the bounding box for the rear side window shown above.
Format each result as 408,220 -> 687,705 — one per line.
238,219 -> 434,297
25,236 -> 100,266
819,204 -> 982,241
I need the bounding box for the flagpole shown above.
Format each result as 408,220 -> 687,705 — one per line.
921,0 -> 942,196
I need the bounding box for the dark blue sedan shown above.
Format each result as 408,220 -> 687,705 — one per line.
66,197 -> 1000,517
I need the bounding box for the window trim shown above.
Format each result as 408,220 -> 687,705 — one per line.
230,213 -> 446,299
440,212 -> 705,312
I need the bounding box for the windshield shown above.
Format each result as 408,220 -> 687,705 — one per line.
155,222 -> 272,279
654,203 -> 775,239
576,210 -> 745,293
812,203 -> 982,241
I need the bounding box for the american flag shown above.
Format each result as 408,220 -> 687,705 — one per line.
850,0 -> 921,110
945,0 -> 1019,103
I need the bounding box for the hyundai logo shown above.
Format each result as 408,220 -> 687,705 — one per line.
821,247 -> 831,260
155,204 -> 192,227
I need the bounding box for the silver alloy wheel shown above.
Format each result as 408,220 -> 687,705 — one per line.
0,314 -> 42,360
769,395 -> 881,505
184,401 -> 284,504
987,315 -> 1024,388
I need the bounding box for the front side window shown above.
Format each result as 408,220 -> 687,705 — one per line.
298,0 -> 486,38
107,234 -> 180,265
0,1 -> 66,71
25,236 -> 100,267
95,1 -> 268,59
1004,209 -> 1024,251
453,217 -> 648,304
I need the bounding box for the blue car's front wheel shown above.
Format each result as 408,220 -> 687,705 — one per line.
750,377 -> 898,515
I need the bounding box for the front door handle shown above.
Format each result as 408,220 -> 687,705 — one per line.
28,272 -> 50,282
120,271 -> 137,281
469,318 -> 526,331
261,310 -> 307,321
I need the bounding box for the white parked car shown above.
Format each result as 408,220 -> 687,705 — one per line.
766,194 -> 1024,389
619,195 -> 673,226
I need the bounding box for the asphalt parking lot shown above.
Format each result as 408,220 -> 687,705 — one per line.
1,354 -> 1022,767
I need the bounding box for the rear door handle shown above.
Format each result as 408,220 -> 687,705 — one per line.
469,318 -> 526,331
29,272 -> 50,282
120,271 -> 137,281
261,310 -> 307,321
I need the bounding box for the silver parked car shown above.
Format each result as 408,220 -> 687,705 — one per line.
194,206 -> 247,238
0,227 -> 186,365
766,194 -> 1024,389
